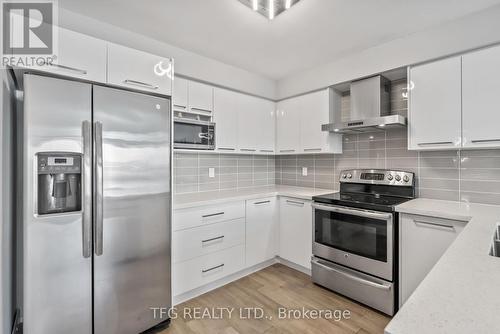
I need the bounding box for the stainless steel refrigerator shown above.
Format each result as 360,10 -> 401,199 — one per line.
19,74 -> 172,334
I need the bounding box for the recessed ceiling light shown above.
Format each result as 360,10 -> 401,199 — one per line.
238,0 -> 302,20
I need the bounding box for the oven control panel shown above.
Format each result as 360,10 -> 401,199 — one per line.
340,169 -> 414,186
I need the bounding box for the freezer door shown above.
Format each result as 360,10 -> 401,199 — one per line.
22,74 -> 92,334
93,86 -> 171,334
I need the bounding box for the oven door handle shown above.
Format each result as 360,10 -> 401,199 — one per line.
312,258 -> 392,291
312,203 -> 392,220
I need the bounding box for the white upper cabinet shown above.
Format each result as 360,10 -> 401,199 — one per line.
408,57 -> 462,150
107,43 -> 172,96
237,94 -> 259,153
299,89 -> 342,154
214,88 -> 238,152
276,97 -> 301,154
462,45 -> 500,148
188,81 -> 213,114
11,28 -> 107,82
52,29 -> 107,82
277,90 -> 342,155
255,99 -> 276,154
173,77 -> 189,111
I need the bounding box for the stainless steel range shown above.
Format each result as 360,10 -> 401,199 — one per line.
311,169 -> 415,316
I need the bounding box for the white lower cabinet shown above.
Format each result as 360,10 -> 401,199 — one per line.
173,245 -> 245,296
279,197 -> 313,269
245,197 -> 278,267
173,219 -> 245,263
399,213 -> 467,306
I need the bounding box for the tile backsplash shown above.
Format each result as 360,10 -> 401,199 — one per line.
174,153 -> 276,194
275,128 -> 500,206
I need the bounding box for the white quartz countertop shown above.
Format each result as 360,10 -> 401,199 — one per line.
386,198 -> 500,334
174,185 -> 335,209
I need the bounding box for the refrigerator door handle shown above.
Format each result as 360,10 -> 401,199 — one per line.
94,121 -> 104,256
82,121 -> 92,258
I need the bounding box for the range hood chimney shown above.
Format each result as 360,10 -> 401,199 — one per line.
322,75 -> 406,134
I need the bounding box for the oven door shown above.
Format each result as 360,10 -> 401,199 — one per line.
174,119 -> 215,150
312,203 -> 394,281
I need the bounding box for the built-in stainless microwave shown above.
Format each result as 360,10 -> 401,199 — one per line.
174,118 -> 215,150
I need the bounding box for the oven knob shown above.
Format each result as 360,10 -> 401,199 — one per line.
387,174 -> 394,181
342,174 -> 347,179
347,173 -> 352,179
395,175 -> 401,181
344,254 -> 349,258
403,175 -> 410,183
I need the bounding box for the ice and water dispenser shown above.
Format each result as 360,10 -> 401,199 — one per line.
36,152 -> 82,215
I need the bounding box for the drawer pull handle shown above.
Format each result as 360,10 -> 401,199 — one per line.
173,104 -> 187,109
47,63 -> 88,75
218,147 -> 236,151
201,235 -> 224,243
471,139 -> 500,143
123,79 -> 159,90
414,220 -> 455,231
417,141 -> 453,146
304,148 -> 322,152
240,148 -> 256,152
280,149 -> 295,153
286,200 -> 304,206
254,200 -> 271,205
260,150 -> 274,153
202,212 -> 224,218
190,107 -> 212,114
202,264 -> 224,273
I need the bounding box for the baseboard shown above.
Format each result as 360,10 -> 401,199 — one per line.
173,258 -> 278,305
275,257 -> 312,276
172,256 -> 312,305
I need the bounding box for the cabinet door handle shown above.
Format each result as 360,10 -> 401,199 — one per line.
190,107 -> 212,114
202,212 -> 224,218
471,139 -> 500,143
202,235 -> 224,243
123,79 -> 159,90
417,141 -> 453,146
286,200 -> 304,207
304,148 -> 322,152
173,104 -> 187,109
47,63 -> 88,75
254,200 -> 271,205
414,220 -> 455,231
202,264 -> 224,273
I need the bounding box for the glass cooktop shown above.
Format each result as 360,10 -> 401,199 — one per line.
312,192 -> 412,212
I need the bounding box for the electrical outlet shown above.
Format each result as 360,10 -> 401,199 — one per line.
209,167 -> 215,178
302,167 -> 308,176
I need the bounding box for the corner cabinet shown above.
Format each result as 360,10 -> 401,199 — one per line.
399,213 -> 466,306
408,57 -> 462,150
408,44 -> 500,151
279,197 -> 313,270
276,89 -> 342,155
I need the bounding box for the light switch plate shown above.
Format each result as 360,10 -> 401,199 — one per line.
209,167 -> 215,178
302,167 -> 308,176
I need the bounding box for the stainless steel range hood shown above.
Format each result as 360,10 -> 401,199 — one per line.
322,75 -> 407,134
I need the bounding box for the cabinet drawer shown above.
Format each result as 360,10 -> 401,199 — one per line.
107,43 -> 172,96
172,245 -> 245,296
173,201 -> 245,231
173,219 -> 245,263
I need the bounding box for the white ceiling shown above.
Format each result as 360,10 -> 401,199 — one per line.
59,0 -> 500,80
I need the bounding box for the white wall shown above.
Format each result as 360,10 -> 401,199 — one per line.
277,5 -> 500,99
58,8 -> 277,100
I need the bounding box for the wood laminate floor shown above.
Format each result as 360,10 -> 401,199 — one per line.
160,264 -> 390,334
